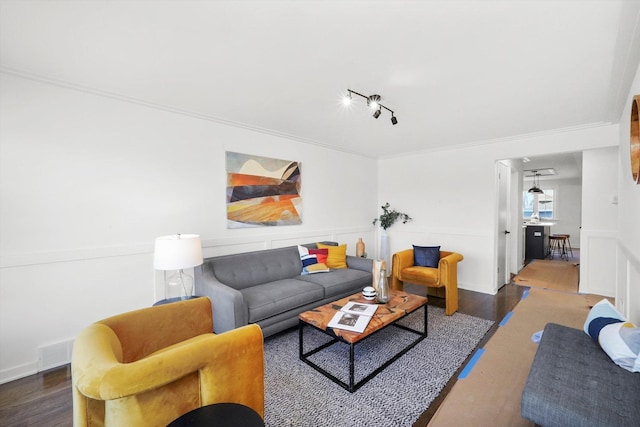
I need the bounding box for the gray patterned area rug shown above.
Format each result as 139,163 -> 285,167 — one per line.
263,305 -> 494,427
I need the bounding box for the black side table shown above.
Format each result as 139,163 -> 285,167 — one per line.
153,295 -> 200,306
167,403 -> 264,427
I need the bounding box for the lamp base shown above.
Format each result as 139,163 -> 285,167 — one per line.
164,269 -> 194,300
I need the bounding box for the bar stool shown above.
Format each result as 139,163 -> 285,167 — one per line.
555,234 -> 573,258
548,235 -> 569,260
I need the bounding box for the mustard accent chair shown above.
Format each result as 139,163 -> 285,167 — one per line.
72,297 -> 264,427
391,249 -> 463,315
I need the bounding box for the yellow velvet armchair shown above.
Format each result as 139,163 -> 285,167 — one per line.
72,297 -> 264,427
391,249 -> 463,315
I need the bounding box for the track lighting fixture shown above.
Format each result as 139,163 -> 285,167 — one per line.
343,89 -> 398,125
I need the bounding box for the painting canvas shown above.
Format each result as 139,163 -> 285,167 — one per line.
226,152 -> 302,228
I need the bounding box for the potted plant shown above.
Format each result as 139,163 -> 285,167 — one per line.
372,202 -> 412,230
372,203 -> 412,271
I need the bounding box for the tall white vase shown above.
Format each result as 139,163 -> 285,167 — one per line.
379,229 -> 390,272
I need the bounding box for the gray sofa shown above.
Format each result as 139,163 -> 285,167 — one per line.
194,243 -> 373,337
521,323 -> 640,427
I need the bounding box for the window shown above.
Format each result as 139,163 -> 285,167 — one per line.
523,188 -> 555,219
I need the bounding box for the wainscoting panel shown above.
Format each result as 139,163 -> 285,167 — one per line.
385,227 -> 495,294
579,229 -> 617,297
617,241 -> 640,324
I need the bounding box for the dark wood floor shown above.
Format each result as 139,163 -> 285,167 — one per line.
0,284 -> 526,427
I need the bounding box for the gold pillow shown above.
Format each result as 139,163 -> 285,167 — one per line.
316,243 -> 348,269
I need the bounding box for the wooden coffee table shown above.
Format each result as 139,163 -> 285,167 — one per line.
298,290 -> 428,392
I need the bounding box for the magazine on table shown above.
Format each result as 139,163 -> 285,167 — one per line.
327,301 -> 379,333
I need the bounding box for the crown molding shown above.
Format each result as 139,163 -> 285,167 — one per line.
0,65 -> 378,159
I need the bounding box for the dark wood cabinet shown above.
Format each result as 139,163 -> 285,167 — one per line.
525,225 -> 549,260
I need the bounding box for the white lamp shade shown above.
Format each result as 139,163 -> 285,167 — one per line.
154,234 -> 203,270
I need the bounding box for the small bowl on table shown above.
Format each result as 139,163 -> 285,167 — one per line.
362,286 -> 377,301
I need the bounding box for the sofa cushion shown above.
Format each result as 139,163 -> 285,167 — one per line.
522,323 -> 640,427
317,243 -> 348,269
298,245 -> 330,275
584,298 -> 625,336
413,245 -> 440,268
598,322 -> 640,372
309,248 -> 328,264
241,279 -> 324,323
211,246 -> 302,289
583,298 -> 640,372
297,269 -> 371,298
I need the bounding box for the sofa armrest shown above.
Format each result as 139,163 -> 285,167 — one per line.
195,264 -> 248,334
346,255 -> 374,273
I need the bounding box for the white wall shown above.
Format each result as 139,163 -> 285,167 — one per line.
579,147 -> 619,296
378,125 -> 619,295
616,62 -> 640,325
3,63 -> 640,383
0,73 -> 379,383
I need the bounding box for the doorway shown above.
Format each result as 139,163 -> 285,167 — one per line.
497,152 -> 583,288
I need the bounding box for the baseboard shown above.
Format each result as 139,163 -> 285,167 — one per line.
0,361 -> 38,385
0,339 -> 74,385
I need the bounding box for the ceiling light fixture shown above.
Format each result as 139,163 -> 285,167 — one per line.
343,89 -> 398,125
528,171 -> 544,194
342,91 -> 352,106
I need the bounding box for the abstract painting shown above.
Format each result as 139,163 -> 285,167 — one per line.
226,152 -> 302,228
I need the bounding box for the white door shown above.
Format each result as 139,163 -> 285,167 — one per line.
496,162 -> 511,289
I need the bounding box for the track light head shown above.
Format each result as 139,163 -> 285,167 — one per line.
342,90 -> 352,106
367,94 -> 381,110
344,89 -> 397,126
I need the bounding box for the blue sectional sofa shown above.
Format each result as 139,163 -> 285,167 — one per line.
194,243 -> 373,337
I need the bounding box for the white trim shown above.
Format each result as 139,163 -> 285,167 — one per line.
380,122 -> 613,160
579,229 -> 617,296
0,361 -> 38,385
1,227 -> 375,268
0,66 -> 377,159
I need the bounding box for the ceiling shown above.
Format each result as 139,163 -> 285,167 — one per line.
1,1 -> 640,158
523,152 -> 583,182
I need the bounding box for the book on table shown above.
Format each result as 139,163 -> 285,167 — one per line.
327,301 -> 379,333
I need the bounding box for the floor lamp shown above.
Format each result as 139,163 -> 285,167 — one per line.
153,234 -> 203,300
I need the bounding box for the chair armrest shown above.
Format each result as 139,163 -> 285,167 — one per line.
346,255 -> 374,273
438,251 -> 463,267
195,263 -> 248,334
438,251 -> 463,283
392,249 -> 415,279
73,324 -> 264,417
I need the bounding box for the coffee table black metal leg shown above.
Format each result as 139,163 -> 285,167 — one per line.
424,304 -> 428,337
349,343 -> 355,392
299,320 -> 303,359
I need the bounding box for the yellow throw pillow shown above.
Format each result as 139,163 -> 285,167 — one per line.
316,243 -> 348,269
